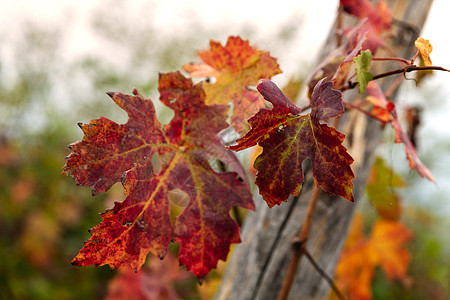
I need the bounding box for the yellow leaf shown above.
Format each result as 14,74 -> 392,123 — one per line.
334,214 -> 413,300
415,37 -> 433,66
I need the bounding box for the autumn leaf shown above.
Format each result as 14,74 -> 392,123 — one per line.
230,79 -> 354,207
349,83 -> 434,182
364,81 -> 392,123
183,36 -> 282,134
354,49 -> 374,93
63,86 -> 165,195
366,157 -> 405,220
334,214 -> 413,300
346,81 -> 391,123
64,71 -> 254,279
415,37 -> 433,66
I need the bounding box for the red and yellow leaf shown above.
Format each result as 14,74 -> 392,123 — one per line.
64,71 -> 254,279
335,214 -> 413,300
365,81 -> 392,123
183,36 -> 282,134
230,79 -> 354,207
415,37 -> 433,66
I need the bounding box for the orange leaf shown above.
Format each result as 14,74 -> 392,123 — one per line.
370,220 -> 413,280
183,36 -> 281,134
415,37 -> 433,66
335,214 -> 413,300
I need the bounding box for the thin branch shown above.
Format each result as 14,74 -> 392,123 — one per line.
372,65 -> 450,80
304,249 -> 348,300
411,50 -> 420,65
342,65 -> 450,91
277,186 -> 322,300
336,3 -> 344,47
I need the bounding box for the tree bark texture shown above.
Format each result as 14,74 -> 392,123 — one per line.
215,1 -> 433,299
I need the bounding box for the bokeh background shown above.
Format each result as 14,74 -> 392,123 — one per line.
1,0 -> 449,299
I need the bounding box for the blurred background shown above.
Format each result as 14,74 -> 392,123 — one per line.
0,0 -> 449,299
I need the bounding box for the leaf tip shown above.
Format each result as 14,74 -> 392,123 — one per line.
71,258 -> 81,266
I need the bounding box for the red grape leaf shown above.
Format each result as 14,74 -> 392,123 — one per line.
230,79 -> 354,207
64,71 -> 254,279
183,36 -> 282,134
62,89 -> 165,195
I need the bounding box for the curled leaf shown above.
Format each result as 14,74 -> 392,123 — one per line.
415,37 -> 433,66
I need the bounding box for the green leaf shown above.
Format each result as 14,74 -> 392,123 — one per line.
366,157 -> 405,220
354,49 -> 373,93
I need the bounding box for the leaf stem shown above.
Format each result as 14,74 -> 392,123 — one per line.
342,100 -> 388,123
277,186 -> 321,300
343,65 -> 450,91
372,57 -> 411,65
336,3 -> 344,48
